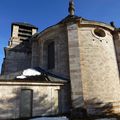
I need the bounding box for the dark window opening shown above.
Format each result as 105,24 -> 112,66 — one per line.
94,28 -> 106,37
20,89 -> 33,118
19,26 -> 32,31
48,42 -> 55,69
18,33 -> 32,38
19,29 -> 32,34
19,31 -> 32,36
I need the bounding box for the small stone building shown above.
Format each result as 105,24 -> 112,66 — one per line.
0,68 -> 70,119
1,1 -> 120,119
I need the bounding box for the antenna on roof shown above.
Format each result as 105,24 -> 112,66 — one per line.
68,0 -> 75,16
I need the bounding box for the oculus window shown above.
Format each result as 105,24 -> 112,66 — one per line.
94,28 -> 106,37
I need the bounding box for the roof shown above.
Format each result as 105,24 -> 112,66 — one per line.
58,15 -> 81,24
12,22 -> 38,29
34,67 -> 69,81
58,15 -> 114,30
30,15 -> 114,43
0,67 -> 69,83
30,15 -> 82,42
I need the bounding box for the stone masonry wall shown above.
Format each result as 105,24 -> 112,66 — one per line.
78,26 -> 120,115
31,25 -> 69,78
1,23 -> 38,75
67,23 -> 84,111
0,81 -> 68,119
2,49 -> 31,75
67,22 -> 120,115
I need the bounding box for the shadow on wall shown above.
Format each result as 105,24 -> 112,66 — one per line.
0,88 -> 21,119
0,87 -> 57,120
9,39 -> 32,53
1,88 -> 120,119
1,39 -> 32,75
33,91 -> 56,116
71,97 -> 120,119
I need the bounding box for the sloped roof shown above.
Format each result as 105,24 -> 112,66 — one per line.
0,67 -> 69,83
58,15 -> 81,24
34,67 -> 69,81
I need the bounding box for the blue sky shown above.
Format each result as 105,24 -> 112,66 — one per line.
0,0 -> 120,71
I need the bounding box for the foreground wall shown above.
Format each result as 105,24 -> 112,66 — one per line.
0,81 -> 69,119
67,20 -> 120,116
78,23 -> 120,114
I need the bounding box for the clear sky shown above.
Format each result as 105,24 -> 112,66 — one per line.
0,0 -> 120,72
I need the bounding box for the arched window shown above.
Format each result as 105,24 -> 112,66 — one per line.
47,42 -> 55,69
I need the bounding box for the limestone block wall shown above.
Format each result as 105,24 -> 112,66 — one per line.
12,25 -> 19,38
1,23 -> 38,75
67,23 -> 84,110
78,25 -> 120,114
2,49 -> 31,75
31,25 -> 69,78
67,22 -> 120,115
9,25 -> 20,48
32,28 -> 37,35
0,81 -> 68,119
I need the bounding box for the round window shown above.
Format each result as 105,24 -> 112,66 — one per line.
94,28 -> 106,37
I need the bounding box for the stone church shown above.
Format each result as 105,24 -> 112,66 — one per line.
1,0 -> 120,119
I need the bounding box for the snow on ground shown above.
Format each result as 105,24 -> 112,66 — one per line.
29,117 -> 68,120
16,68 -> 41,79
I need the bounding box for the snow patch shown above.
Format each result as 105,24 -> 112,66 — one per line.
16,68 -> 41,79
23,69 -> 41,76
29,117 -> 68,120
16,75 -> 26,79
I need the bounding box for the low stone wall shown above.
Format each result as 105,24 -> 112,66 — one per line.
0,81 -> 69,119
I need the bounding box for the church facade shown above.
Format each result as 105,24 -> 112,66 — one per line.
1,1 -> 120,119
